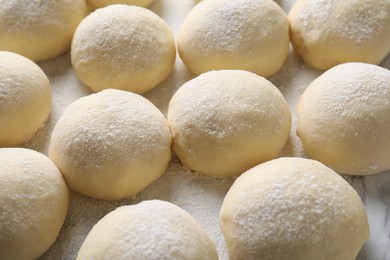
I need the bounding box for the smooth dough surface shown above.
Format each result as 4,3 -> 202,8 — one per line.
220,157 -> 369,260
177,0 -> 289,77
0,51 -> 51,147
49,89 -> 171,200
87,0 -> 155,9
289,0 -> 390,71
71,5 -> 176,94
167,70 -> 291,177
0,0 -> 87,62
297,63 -> 390,175
77,200 -> 218,260
0,148 -> 68,260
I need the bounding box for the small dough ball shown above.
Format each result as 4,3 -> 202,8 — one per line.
87,0 -> 155,9
49,89 -> 171,200
220,157 -> 369,260
297,63 -> 390,175
0,148 -> 69,260
0,51 -> 51,147
77,200 -> 218,260
167,70 -> 291,177
177,0 -> 289,77
0,0 -> 87,62
71,5 -> 176,94
289,0 -> 390,71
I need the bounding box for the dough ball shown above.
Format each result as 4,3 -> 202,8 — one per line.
71,5 -> 176,94
297,63 -> 390,175
87,0 -> 155,9
77,200 -> 218,260
167,70 -> 291,177
177,0 -> 289,77
220,157 -> 369,260
0,51 -> 51,147
0,0 -> 87,62
289,0 -> 390,71
49,89 -> 171,200
0,148 -> 68,260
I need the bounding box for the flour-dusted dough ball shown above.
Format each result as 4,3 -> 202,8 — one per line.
177,0 -> 289,77
77,200 -> 218,260
0,0 -> 87,62
167,70 -> 291,177
49,89 -> 171,200
87,0 -> 155,9
297,63 -> 390,175
0,148 -> 68,260
289,0 -> 390,71
0,51 -> 51,147
220,157 -> 369,260
71,5 -> 176,94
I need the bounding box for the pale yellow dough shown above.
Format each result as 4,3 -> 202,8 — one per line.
177,0 -> 289,77
167,70 -> 291,177
0,148 -> 68,260
71,5 -> 176,94
49,89 -> 171,200
0,51 -> 51,147
77,200 -> 218,260
87,0 -> 155,9
297,63 -> 390,175
0,0 -> 87,62
220,157 -> 369,260
289,0 -> 390,71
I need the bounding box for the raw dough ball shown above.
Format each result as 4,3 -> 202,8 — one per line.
220,157 -> 369,260
167,70 -> 291,177
77,200 -> 218,260
87,0 -> 155,9
289,0 -> 390,71
297,63 -> 390,175
49,89 -> 171,200
0,51 -> 51,147
0,148 -> 68,260
71,5 -> 176,94
0,0 -> 87,62
177,0 -> 289,77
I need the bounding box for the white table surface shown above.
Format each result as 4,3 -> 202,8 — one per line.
24,0 -> 390,259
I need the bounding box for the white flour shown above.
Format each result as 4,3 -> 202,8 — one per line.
18,0 -> 390,259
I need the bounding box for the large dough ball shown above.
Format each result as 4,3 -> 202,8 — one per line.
49,89 -> 171,200
220,157 -> 369,260
297,63 -> 390,175
71,5 -> 176,94
167,70 -> 291,177
289,0 -> 390,71
0,0 -> 87,62
0,51 -> 51,147
0,148 -> 68,260
77,200 -> 218,260
177,0 -> 289,77
87,0 -> 155,9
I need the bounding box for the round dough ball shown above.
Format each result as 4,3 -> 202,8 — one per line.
289,0 -> 390,71
297,63 -> 390,175
177,0 -> 289,77
77,200 -> 218,260
0,0 -> 87,62
167,70 -> 291,177
87,0 -> 155,9
71,5 -> 176,94
0,148 -> 69,260
220,157 -> 369,260
0,51 -> 51,147
49,89 -> 171,200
